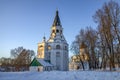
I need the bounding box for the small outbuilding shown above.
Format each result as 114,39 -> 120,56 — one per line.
29,58 -> 54,72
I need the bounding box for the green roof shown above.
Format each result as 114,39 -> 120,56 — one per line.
30,58 -> 42,66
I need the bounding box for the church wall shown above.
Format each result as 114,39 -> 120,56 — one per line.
36,10 -> 69,71
29,66 -> 43,72
46,42 -> 68,71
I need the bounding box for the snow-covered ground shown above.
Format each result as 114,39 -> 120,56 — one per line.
0,70 -> 120,80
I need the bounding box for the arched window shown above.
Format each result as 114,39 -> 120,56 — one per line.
39,45 -> 43,48
56,29 -> 59,33
52,30 -> 55,33
56,45 -> 60,49
48,45 -> 51,50
65,46 -> 67,50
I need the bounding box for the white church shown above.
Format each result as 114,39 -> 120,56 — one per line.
30,10 -> 69,71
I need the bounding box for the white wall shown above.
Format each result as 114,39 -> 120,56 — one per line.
29,66 -> 43,72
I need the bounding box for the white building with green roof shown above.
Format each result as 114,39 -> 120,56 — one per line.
30,58 -> 54,71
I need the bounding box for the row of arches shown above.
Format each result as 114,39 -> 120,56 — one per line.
52,29 -> 62,33
48,45 -> 67,50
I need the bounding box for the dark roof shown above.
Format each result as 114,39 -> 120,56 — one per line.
30,58 -> 42,66
52,10 -> 61,26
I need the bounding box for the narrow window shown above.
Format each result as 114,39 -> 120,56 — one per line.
56,45 -> 60,49
61,30 -> 62,33
56,29 -> 59,33
65,46 -> 67,50
52,30 -> 55,33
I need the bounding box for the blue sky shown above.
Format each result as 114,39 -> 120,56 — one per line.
0,0 -> 120,58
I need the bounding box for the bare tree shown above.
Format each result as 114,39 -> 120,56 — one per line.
10,47 -> 35,71
71,27 -> 98,70
84,27 -> 98,69
10,47 -> 23,59
70,1 -> 120,71
93,1 -> 120,70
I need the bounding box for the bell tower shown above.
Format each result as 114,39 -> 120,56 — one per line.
48,10 -> 66,43
37,10 -> 69,71
47,10 -> 69,71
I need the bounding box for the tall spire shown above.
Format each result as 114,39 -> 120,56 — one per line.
52,10 -> 61,26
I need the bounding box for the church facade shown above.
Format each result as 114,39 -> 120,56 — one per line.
30,10 -> 69,71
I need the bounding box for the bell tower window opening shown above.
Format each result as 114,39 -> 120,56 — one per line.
56,45 -> 61,49
56,29 -> 59,33
52,30 -> 55,33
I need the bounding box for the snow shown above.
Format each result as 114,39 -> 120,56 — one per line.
37,58 -> 53,67
0,70 -> 120,80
